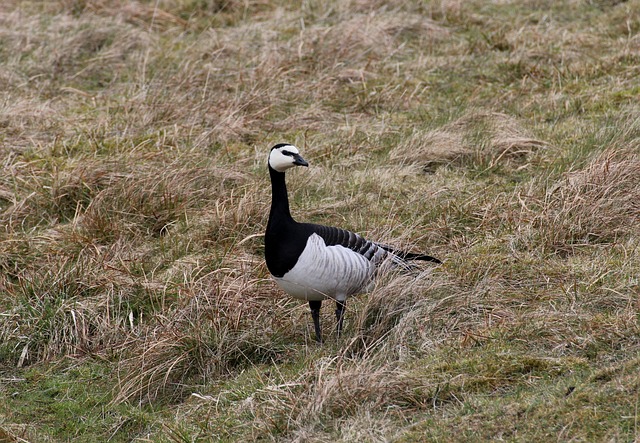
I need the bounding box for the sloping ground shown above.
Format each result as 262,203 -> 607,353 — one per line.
0,0 -> 639,441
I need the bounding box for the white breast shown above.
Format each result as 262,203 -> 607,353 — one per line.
274,233 -> 379,302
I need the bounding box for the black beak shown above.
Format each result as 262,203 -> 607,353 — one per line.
292,154 -> 309,167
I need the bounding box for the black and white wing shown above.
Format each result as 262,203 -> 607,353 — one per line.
273,222 -> 441,301
305,223 -> 388,264
307,223 -> 441,266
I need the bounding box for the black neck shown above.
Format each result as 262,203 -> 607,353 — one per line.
265,165 -> 305,277
268,166 -> 294,224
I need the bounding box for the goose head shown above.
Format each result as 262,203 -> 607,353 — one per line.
268,144 -> 309,173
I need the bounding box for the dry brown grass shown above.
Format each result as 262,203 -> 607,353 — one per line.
545,149 -> 639,246
341,272 -> 457,359
391,110 -> 547,170
515,143 -> 640,254
1,0 -> 640,441
112,268 -> 293,405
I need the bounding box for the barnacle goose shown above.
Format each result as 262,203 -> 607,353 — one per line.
265,143 -> 441,342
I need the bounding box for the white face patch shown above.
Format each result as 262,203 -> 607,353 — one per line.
269,145 -> 302,172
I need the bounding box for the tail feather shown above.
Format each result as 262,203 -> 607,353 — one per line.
380,245 -> 442,264
402,251 -> 442,264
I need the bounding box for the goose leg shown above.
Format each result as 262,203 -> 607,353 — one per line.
309,300 -> 322,343
335,299 -> 346,338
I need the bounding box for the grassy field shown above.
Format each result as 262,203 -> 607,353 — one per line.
1,0 -> 639,441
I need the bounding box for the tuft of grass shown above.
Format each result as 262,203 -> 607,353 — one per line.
522,143 -> 640,253
390,110 -> 547,172
111,270 -> 296,405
